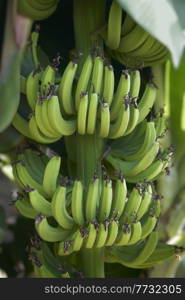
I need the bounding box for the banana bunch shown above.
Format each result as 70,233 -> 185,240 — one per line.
105,236 -> 185,269
100,1 -> 169,67
104,113 -> 171,183
13,150 -> 160,252
12,148 -> 61,198
17,0 -> 59,20
13,53 -> 157,143
28,236 -> 70,278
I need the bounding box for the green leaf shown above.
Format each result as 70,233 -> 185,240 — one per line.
116,0 -> 185,66
169,53 -> 185,157
170,0 -> 185,30
0,0 -> 31,132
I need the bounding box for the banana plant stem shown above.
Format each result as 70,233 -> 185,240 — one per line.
72,0 -> 107,277
81,247 -> 105,278
76,133 -> 104,187
73,0 -> 106,73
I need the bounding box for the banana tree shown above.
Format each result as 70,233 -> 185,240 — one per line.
1,0 -> 185,278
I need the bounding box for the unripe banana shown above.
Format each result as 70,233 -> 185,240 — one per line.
137,184 -> 153,220
15,161 -> 46,196
85,177 -> 100,222
98,179 -> 113,222
103,64 -> 114,105
15,198 -> 38,219
110,177 -> 127,219
115,224 -> 132,246
35,100 -> 60,140
105,220 -> 119,246
127,221 -> 142,245
137,82 -> 157,124
29,190 -> 52,217
90,56 -> 104,94
41,65 -> 56,94
109,99 -> 130,139
94,223 -> 109,248
58,61 -> 77,115
118,24 -> 149,53
51,185 -> 75,230
130,231 -> 158,266
120,185 -> 142,223
87,93 -> 98,135
106,141 -> 159,177
35,215 -> 70,242
12,113 -> 32,139
29,115 -> 59,144
140,215 -> 158,240
106,1 -> 122,50
77,92 -> 88,135
124,121 -> 156,161
110,70 -> 130,121
26,69 -> 41,111
124,98 -> 139,136
129,70 -> 141,99
75,55 -> 93,110
72,229 -> 84,252
47,95 -> 76,136
43,156 -> 61,198
71,180 -> 85,225
125,159 -> 167,183
84,223 -> 97,249
98,102 -> 110,138
41,99 -> 61,137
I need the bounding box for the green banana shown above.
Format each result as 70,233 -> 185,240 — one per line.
43,155 -> 61,198
98,179 -> 113,222
71,180 -> 85,225
106,1 -> 122,49
41,65 -> 56,94
137,184 -> 153,220
110,70 -> 130,121
106,142 -> 159,177
123,121 -> 156,161
127,221 -> 142,245
75,55 -> 93,110
87,93 -> 98,135
94,223 -> 108,248
84,223 -> 97,249
15,197 -> 38,219
47,95 -> 76,136
51,185 -> 75,230
35,100 -> 60,139
118,24 -> 149,53
35,215 -> 70,242
12,112 -> 32,139
103,64 -> 114,105
77,92 -> 88,135
58,61 -> 77,115
29,189 -> 52,216
98,102 -> 110,138
115,224 -> 132,246
105,220 -> 119,246
110,177 -> 127,219
120,185 -> 142,223
140,215 -> 158,240
90,55 -> 104,94
29,115 -> 59,144
137,82 -> 157,124
26,69 -> 41,111
85,177 -> 100,222
109,100 -> 130,139
125,159 -> 167,183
